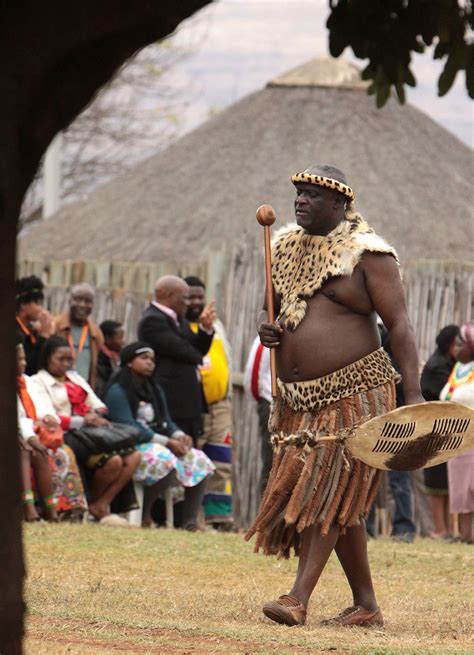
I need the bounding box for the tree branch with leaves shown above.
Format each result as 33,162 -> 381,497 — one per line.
327,0 -> 473,107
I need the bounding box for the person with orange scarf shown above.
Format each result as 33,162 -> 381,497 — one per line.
17,342 -> 58,521
16,275 -> 54,375
17,342 -> 87,520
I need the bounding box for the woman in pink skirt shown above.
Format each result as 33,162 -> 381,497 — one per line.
440,321 -> 474,544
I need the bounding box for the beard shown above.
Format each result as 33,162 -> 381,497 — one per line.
186,306 -> 204,322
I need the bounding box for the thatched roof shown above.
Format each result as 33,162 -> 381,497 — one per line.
19,57 -> 473,265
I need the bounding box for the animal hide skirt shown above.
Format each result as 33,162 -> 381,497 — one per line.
245,349 -> 397,558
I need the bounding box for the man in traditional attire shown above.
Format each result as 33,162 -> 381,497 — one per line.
245,164 -> 423,627
16,276 -> 54,375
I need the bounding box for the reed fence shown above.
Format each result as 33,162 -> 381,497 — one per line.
18,250 -> 473,527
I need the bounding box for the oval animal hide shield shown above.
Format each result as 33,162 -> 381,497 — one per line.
347,401 -> 474,471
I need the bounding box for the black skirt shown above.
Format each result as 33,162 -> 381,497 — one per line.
423,463 -> 448,495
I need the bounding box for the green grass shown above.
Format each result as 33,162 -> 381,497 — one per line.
24,523 -> 473,654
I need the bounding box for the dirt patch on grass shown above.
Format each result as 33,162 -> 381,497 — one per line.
27,616 -> 349,654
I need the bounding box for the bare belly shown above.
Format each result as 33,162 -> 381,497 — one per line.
276,294 -> 381,382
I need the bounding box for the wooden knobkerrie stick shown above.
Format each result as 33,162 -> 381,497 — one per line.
256,204 -> 278,397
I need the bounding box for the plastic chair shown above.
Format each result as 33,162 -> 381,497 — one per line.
127,481 -> 174,528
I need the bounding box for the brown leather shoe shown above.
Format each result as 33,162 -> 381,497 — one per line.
262,595 -> 307,626
321,605 -> 383,627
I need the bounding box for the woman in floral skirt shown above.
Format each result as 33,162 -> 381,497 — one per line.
104,342 -> 214,529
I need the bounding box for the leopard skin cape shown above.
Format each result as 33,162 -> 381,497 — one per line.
271,213 -> 399,330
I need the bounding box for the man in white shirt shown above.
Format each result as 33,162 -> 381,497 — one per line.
244,336 -> 272,493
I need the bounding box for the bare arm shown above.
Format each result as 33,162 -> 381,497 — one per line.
362,253 -> 423,406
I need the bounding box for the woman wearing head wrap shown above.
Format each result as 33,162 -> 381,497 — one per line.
104,342 -> 215,529
15,276 -> 54,375
439,321 -> 474,543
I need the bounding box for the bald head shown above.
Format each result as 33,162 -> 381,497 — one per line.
154,275 -> 190,318
154,275 -> 187,299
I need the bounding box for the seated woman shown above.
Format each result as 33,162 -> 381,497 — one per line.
17,344 -> 58,522
31,336 -> 141,524
17,341 -> 87,521
104,342 -> 215,529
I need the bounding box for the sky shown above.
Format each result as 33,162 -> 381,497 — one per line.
163,0 -> 473,148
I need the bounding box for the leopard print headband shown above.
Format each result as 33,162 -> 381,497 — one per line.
291,172 -> 355,201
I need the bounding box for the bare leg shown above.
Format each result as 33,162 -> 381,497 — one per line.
89,452 -> 141,519
289,520 -> 321,595
30,452 -> 58,521
458,513 -> 473,543
181,479 -> 206,530
288,524 -> 340,608
288,522 -> 378,610
91,451 -> 141,518
142,471 -> 177,525
445,498 -> 454,535
261,523 -> 339,626
88,455 -> 123,519
264,521 -> 382,627
20,450 -> 39,522
334,522 -> 378,611
430,495 -> 449,537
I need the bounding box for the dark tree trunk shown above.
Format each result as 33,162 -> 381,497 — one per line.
0,179 -> 25,655
0,2 -> 210,652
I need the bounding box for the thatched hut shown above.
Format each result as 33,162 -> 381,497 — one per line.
19,57 -> 473,266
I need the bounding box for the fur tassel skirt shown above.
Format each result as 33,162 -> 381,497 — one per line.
245,377 -> 396,559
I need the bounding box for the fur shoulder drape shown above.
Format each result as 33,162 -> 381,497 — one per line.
271,214 -> 398,330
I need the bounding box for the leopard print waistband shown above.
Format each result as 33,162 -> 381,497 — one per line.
277,348 -> 398,413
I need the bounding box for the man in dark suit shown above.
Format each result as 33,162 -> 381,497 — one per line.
138,275 -> 216,443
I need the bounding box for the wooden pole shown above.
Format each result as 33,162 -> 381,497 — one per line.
256,204 -> 277,397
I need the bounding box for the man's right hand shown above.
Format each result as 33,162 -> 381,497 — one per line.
167,438 -> 188,458
36,309 -> 55,338
199,300 -> 217,331
258,321 -> 283,348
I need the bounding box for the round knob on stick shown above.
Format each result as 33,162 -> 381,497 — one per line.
255,203 -> 278,397
256,204 -> 276,226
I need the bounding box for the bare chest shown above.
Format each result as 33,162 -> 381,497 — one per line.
309,266 -> 373,315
